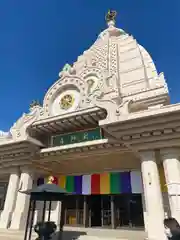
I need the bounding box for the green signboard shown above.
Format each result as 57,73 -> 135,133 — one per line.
52,128 -> 103,147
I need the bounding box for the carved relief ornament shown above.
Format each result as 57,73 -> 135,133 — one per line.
10,105 -> 44,140
43,74 -> 88,116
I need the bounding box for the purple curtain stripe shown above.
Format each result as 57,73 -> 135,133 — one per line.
75,176 -> 82,194
120,172 -> 132,193
37,178 -> 44,186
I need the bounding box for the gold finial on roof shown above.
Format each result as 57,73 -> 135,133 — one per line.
105,10 -> 117,25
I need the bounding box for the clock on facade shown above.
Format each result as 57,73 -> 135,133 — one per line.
60,94 -> 74,110
51,89 -> 80,116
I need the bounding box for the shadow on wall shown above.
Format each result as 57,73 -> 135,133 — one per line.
163,192 -> 171,218
52,230 -> 87,240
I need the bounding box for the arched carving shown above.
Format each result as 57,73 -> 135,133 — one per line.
43,74 -> 88,116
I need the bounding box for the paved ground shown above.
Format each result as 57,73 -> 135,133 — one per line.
0,227 -> 147,240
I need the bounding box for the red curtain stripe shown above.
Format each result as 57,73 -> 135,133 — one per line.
52,176 -> 58,185
91,174 -> 100,194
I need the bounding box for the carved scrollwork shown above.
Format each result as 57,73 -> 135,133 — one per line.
79,71 -> 122,121
115,100 -> 133,116
59,63 -> 76,78
86,73 -> 119,103
10,105 -> 44,140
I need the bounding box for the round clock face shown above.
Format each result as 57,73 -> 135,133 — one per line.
51,89 -> 80,116
60,94 -> 74,110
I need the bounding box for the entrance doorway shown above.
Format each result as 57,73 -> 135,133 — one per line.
64,195 -> 84,226
114,194 -> 144,228
88,195 -> 101,227
64,194 -> 144,229
130,194 -> 144,227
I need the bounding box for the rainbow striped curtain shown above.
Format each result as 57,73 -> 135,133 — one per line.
37,171 -> 144,194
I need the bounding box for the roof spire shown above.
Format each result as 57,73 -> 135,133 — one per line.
105,10 -> 117,27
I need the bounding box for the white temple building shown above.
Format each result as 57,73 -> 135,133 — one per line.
0,10 -> 179,240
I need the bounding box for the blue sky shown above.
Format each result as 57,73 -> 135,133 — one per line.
0,0 -> 180,131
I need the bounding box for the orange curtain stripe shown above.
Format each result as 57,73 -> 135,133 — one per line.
58,175 -> 66,189
100,173 -> 110,194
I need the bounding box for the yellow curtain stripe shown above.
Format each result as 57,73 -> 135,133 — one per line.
58,175 -> 66,189
100,173 -> 110,194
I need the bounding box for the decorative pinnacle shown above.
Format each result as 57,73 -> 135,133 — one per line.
30,100 -> 41,109
105,10 -> 117,26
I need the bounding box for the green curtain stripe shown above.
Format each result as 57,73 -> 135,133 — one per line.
66,176 -> 75,192
110,172 -> 121,194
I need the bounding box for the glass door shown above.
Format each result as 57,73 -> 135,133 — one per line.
87,195 -> 102,227
129,194 -> 144,227
64,195 -> 77,226
114,194 -> 144,228
114,194 -> 131,228
64,195 -> 84,226
101,195 -> 111,227
76,195 -> 84,226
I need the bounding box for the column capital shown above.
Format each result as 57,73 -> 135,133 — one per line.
139,150 -> 155,161
8,167 -> 20,175
160,148 -> 180,160
20,166 -> 34,174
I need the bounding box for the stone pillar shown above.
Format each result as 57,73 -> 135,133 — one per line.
140,150 -> 167,240
0,169 -> 20,229
10,169 -> 33,230
161,148 -> 180,223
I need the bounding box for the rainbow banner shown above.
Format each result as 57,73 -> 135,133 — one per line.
37,168 -> 167,194
37,171 -> 144,194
